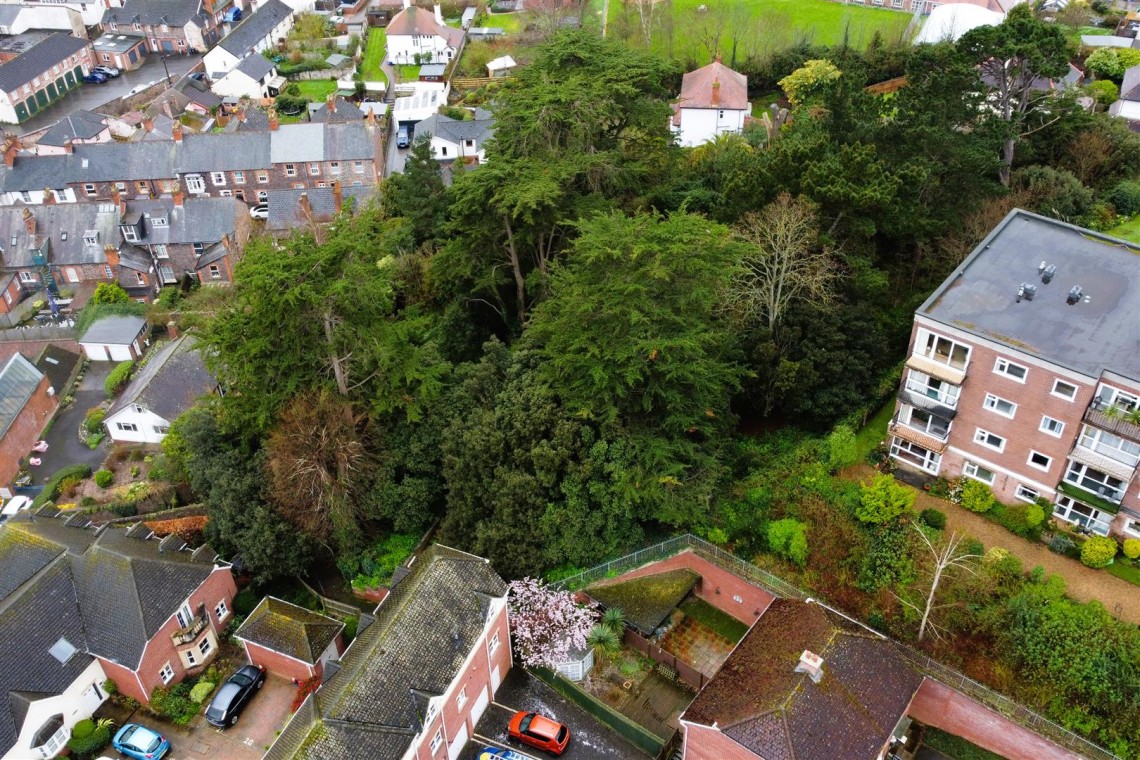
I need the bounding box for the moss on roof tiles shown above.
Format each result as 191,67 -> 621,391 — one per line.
235,597 -> 343,664
587,568 -> 700,633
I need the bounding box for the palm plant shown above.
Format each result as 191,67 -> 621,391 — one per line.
586,624 -> 621,660
601,606 -> 626,632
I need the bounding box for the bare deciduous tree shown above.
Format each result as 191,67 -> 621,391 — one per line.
894,525 -> 982,641
691,3 -> 725,61
727,193 -> 837,332
629,0 -> 664,47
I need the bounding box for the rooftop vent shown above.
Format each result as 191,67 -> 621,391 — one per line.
1016,283 -> 1036,302
1041,264 -> 1056,284
1067,285 -> 1083,305
795,650 -> 824,683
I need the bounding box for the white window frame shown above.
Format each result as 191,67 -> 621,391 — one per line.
1064,460 -> 1124,501
1039,416 -> 1064,437
116,422 -> 138,432
329,162 -> 340,175
890,437 -> 942,475
233,170 -> 245,184
209,264 -> 221,280
1014,484 -> 1039,503
211,171 -> 226,186
962,460 -> 995,484
285,164 -> 296,177
19,271 -> 35,283
898,404 -> 951,440
186,174 -> 206,194
1096,385 -> 1139,413
215,600 -> 229,620
973,428 -> 1005,453
982,393 -> 1016,418
993,358 -> 1028,383
919,330 -> 970,369
455,686 -> 467,709
186,648 -> 197,666
429,730 -> 443,754
160,662 -> 175,684
153,244 -> 168,259
1026,450 -> 1052,472
488,630 -> 500,655
904,369 -> 960,408
1078,425 -> 1140,468
308,162 -> 320,175
84,183 -> 96,196
198,637 -> 211,656
1053,496 -> 1111,536
1123,518 -> 1140,539
354,160 -> 364,174
1051,379 -> 1078,401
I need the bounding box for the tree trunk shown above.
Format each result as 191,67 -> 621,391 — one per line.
503,214 -> 527,327
999,138 -> 1015,187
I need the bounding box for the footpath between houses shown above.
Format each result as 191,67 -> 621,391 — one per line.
847,464 -> 1140,625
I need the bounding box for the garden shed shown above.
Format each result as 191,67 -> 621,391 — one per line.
234,596 -> 345,683
554,644 -> 594,682
588,568 -> 699,635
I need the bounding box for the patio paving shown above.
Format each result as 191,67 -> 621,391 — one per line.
606,669 -> 693,740
659,615 -> 735,676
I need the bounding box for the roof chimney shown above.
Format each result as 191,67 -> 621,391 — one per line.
327,93 -> 336,113
110,184 -> 121,208
434,3 -> 443,24
298,192 -> 311,219
42,188 -> 56,206
62,140 -> 73,154
3,133 -> 19,167
365,105 -> 376,128
268,107 -> 279,131
172,121 -> 183,142
236,104 -> 246,123
795,650 -> 824,684
711,79 -> 720,106
21,208 -> 34,235
332,180 -> 342,214
402,0 -> 410,9
143,116 -> 154,133
166,320 -> 179,340
173,187 -> 184,207
104,244 -> 119,269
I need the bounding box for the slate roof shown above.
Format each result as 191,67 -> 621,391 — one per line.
0,203 -> 120,268
105,0 -> 208,28
34,344 -> 80,397
218,0 -> 293,55
415,112 -> 494,153
79,314 -> 147,345
920,209 -> 1140,381
0,33 -> 90,94
683,599 -> 922,760
309,97 -> 365,124
180,130 -> 271,171
235,597 -> 344,664
1122,63 -> 1140,101
107,335 -> 216,422
676,59 -> 749,111
223,107 -> 271,132
235,53 -> 275,82
37,110 -> 108,148
124,196 -> 242,244
270,545 -> 507,760
265,184 -> 372,231
0,354 -> 43,440
386,6 -> 463,47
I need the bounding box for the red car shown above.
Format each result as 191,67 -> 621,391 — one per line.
507,710 -> 570,755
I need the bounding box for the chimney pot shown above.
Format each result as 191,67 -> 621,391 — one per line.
166,320 -> 179,340
63,140 -> 73,154
172,121 -> 183,142
327,93 -> 336,112
795,650 -> 824,684
143,117 -> 154,133
268,107 -> 279,131
332,180 -> 342,214
173,187 -> 184,207
43,188 -> 56,205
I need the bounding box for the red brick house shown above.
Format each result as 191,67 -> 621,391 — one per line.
234,597 -> 345,683
6,509 -> 237,704
266,545 -> 512,760
888,210 -> 1140,540
0,354 -> 57,497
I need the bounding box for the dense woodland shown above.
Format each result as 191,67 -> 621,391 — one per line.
156,16 -> 1140,754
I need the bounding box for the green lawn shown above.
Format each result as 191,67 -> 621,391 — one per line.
394,64 -> 420,83
291,79 -> 338,100
487,10 -> 526,34
607,0 -> 913,63
1107,559 -> 1140,588
362,27 -> 386,80
1106,216 -> 1140,244
854,400 -> 895,462
679,596 -> 750,643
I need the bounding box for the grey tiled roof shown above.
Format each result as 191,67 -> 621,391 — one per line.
0,520 -> 64,600
235,596 -> 343,665
310,97 -> 364,124
34,344 -> 80,398
179,130 -> 271,171
266,185 -> 372,231
105,0 -> 206,28
79,314 -> 147,344
195,242 -> 230,267
0,33 -> 89,94
125,196 -> 241,244
235,53 -> 275,82
0,354 -> 43,440
0,203 -> 120,268
1122,64 -> 1140,102
37,110 -> 108,147
415,113 -> 494,152
223,107 -> 271,132
269,123 -> 323,163
107,335 -> 216,421
275,545 -> 506,760
218,0 -> 293,55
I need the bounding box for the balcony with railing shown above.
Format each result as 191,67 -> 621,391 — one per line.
171,605 -> 210,646
904,352 -> 966,386
888,414 -> 950,454
1084,399 -> 1140,444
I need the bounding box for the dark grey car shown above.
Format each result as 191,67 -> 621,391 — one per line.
205,664 -> 266,728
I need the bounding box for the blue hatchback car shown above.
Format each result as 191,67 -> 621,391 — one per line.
477,748 -> 532,760
112,723 -> 170,760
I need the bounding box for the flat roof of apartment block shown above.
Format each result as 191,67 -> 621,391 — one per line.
921,209 -> 1140,381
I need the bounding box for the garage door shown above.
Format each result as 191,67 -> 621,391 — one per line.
82,343 -> 108,361
471,686 -> 489,725
108,344 -> 134,362
447,722 -> 468,760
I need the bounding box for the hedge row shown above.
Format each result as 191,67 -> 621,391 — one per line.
32,464 -> 93,508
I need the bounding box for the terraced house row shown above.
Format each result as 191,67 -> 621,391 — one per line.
889,209 -> 1140,540
0,116 -> 381,207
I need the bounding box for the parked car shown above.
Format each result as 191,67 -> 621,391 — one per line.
112,723 -> 170,760
92,65 -> 120,78
249,203 -> 269,220
479,748 -> 533,760
507,711 -> 570,755
82,72 -> 107,84
205,664 -> 266,728
396,124 -> 410,148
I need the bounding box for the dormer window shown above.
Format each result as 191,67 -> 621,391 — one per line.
82,230 -> 98,246
120,224 -> 139,243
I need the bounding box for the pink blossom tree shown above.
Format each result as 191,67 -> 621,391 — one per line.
507,577 -> 598,669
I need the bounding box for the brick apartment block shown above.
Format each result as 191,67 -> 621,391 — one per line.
889,209 -> 1140,540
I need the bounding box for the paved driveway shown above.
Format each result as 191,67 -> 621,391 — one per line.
32,361 -> 111,485
15,54 -> 202,136
460,669 -> 648,760
105,674 -> 297,760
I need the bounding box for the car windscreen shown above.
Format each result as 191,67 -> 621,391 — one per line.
556,726 -> 568,743
518,714 -> 533,733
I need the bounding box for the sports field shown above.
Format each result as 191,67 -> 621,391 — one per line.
594,0 -> 914,62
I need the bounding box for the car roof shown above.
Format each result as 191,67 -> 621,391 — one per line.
121,723 -> 160,745
528,714 -> 562,738
212,682 -> 242,704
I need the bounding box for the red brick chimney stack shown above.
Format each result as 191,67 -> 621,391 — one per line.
172,121 -> 183,142
21,208 -> 34,235
104,244 -> 119,268
268,107 -> 279,131
711,79 -> 720,106
3,133 -> 20,167
173,187 -> 184,207
332,180 -> 342,214
327,93 -> 336,113
42,188 -> 56,205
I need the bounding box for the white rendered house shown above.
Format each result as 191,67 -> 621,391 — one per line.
5,660 -> 109,760
671,56 -> 750,148
385,1 -> 464,65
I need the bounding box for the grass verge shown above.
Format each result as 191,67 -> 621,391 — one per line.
362,27 -> 386,80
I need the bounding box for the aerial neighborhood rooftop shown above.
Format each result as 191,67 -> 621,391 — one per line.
0,0 -> 1137,759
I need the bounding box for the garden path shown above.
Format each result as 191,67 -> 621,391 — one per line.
845,464 -> 1140,625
